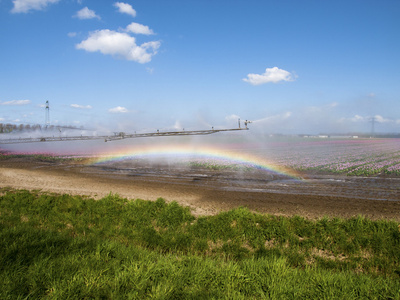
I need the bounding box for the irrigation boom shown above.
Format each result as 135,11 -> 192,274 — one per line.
0,121 -> 251,145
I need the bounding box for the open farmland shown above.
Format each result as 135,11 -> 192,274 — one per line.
1,137 -> 400,298
2,137 -> 400,177
86,137 -> 400,178
246,137 -> 400,177
1,136 -> 400,219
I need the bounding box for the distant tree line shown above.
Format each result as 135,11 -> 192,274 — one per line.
0,123 -> 80,133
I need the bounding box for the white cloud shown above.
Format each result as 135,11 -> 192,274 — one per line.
0,100 -> 31,105
75,7 -> 100,20
243,67 -> 295,85
350,115 -> 365,122
76,29 -> 160,63
374,115 -> 391,123
114,2 -> 136,17
126,22 -> 154,35
0,118 -> 4,121
109,106 -> 128,113
71,104 -> 92,109
11,0 -> 60,13
68,32 -> 77,37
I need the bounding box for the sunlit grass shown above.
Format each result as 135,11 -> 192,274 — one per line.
1,189 -> 400,298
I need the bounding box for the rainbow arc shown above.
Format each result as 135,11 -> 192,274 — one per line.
87,145 -> 302,179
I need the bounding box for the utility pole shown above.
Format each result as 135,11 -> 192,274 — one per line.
45,101 -> 50,127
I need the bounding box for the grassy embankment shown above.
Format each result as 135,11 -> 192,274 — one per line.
1,189 -> 400,299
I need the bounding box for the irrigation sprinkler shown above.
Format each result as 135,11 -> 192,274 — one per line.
0,120 -> 252,145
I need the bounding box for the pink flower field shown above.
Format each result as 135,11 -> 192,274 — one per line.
260,138 -> 400,176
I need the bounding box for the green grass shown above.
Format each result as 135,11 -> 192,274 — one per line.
0,152 -> 85,163
1,188 -> 400,299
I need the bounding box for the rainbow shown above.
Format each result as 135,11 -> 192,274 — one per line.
86,144 -> 302,179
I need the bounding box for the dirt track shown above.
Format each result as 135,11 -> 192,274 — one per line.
1,158 -> 400,221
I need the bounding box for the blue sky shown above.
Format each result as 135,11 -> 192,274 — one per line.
1,0 -> 399,134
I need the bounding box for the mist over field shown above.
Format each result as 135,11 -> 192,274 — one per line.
2,128 -> 400,178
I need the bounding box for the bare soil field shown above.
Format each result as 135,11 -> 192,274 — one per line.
1,158 -> 399,220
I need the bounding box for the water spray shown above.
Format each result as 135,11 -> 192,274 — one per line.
0,119 -> 252,144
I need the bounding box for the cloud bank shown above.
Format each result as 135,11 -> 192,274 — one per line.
342,114 -> 398,124
243,67 -> 295,85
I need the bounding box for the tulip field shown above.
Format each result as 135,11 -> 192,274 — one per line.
259,138 -> 400,176
186,137 -> 400,177
1,137 -> 400,177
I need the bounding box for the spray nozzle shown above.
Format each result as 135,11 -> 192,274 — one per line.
244,120 -> 252,129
